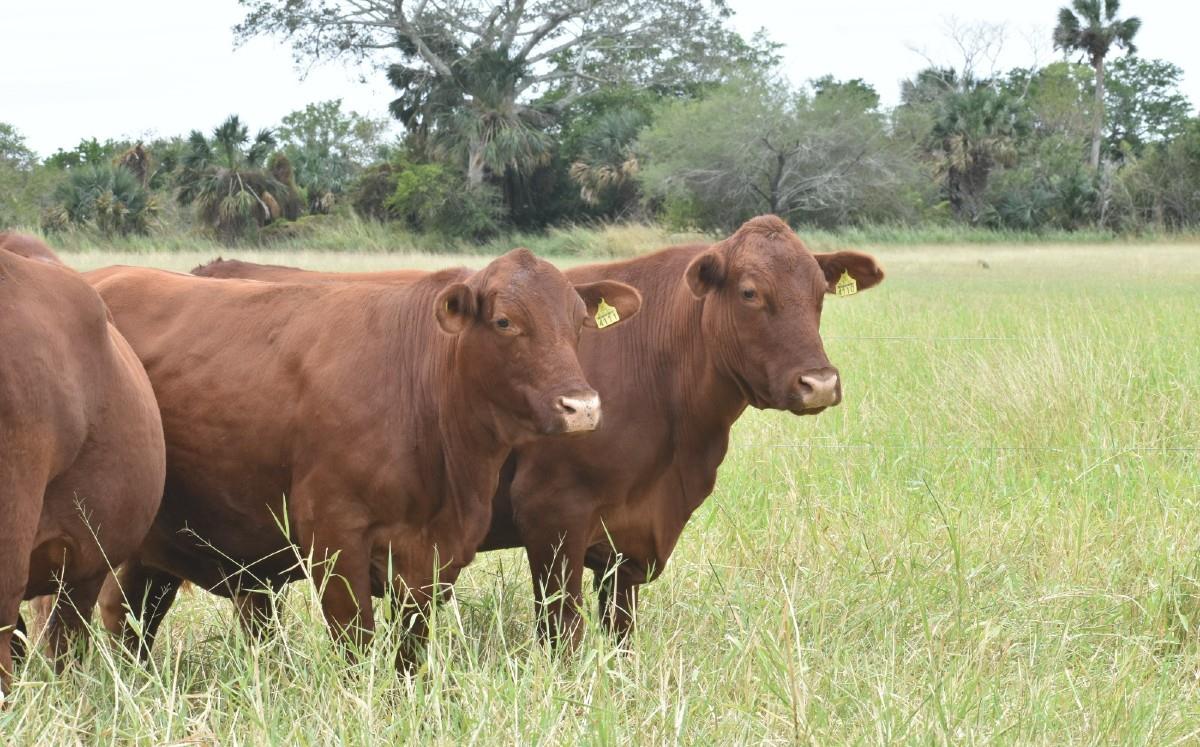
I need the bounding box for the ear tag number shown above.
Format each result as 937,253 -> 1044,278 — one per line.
835,270 -> 858,297
594,298 -> 620,329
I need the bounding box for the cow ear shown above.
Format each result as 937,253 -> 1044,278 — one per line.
814,251 -> 885,294
575,280 -> 642,330
435,282 -> 477,334
684,249 -> 725,298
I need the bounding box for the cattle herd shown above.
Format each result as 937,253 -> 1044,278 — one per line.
0,215 -> 884,699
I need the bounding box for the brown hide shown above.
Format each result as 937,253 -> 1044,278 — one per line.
192,257 -> 427,284
89,249 -> 641,663
0,251 -> 164,698
0,232 -> 64,264
188,216 -> 884,646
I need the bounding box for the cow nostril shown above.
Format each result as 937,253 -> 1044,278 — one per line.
556,396 -> 577,415
797,377 -> 815,396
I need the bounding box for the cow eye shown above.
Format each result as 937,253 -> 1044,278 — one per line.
741,288 -> 757,301
495,318 -> 510,329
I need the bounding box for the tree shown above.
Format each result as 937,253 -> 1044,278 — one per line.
276,100 -> 389,212
929,82 -> 1026,223
568,108 -> 648,211
44,138 -> 123,170
0,123 -> 61,229
639,76 -> 917,231
1053,0 -> 1141,169
1104,57 -> 1191,157
1112,117 -> 1200,230
0,123 -> 36,170
177,115 -> 298,242
812,75 -> 881,112
235,0 -> 768,188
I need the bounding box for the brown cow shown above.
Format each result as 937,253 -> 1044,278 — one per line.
87,249 -> 642,665
192,256 -> 426,284
0,231 -> 63,264
0,247 -> 165,701
189,215 -> 885,647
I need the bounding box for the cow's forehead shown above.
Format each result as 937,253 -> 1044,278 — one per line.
726,230 -> 818,277
478,252 -> 576,314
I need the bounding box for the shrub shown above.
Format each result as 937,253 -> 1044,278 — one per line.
386,161 -> 502,241
43,163 -> 158,236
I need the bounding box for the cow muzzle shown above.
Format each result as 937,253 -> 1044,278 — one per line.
791,368 -> 841,412
554,391 -> 601,433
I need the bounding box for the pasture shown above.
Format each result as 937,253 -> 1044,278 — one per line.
5,240 -> 1199,744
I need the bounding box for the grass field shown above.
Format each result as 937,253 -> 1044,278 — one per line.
5,240 -> 1200,744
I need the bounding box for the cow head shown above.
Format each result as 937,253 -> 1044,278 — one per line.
685,215 -> 883,415
436,248 -> 642,440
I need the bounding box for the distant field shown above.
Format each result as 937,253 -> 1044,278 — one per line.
7,242 -> 1200,744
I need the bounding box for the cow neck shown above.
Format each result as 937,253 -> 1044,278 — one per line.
429,337 -> 509,520
668,282 -> 749,446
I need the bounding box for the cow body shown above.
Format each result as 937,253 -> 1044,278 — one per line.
0,245 -> 165,699
497,219 -> 883,643
0,231 -> 64,264
90,250 -> 640,663
192,216 -> 884,645
193,257 -> 426,284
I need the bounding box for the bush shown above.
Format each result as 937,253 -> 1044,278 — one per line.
259,213 -> 341,243
387,161 -> 502,241
1108,118 -> 1200,230
43,163 -> 158,236
350,162 -> 401,221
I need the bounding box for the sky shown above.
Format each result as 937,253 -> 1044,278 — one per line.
2,0 -> 1196,157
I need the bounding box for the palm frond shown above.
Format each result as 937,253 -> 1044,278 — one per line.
1053,8 -> 1082,51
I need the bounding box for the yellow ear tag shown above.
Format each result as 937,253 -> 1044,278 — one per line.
594,298 -> 620,329
835,270 -> 858,297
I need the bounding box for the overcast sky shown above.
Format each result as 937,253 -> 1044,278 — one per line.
3,0 -> 1196,156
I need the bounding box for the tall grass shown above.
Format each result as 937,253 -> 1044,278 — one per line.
5,242 -> 1199,743
17,214 -> 1198,263
12,216 -> 706,259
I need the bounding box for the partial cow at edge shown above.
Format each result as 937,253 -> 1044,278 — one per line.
0,235 -> 165,702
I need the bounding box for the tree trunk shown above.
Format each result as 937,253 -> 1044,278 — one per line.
1090,56 -> 1105,170
768,152 -> 785,215
467,139 -> 486,188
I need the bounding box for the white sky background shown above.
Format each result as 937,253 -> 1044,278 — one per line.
2,0 -> 1196,157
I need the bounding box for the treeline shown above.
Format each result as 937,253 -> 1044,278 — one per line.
0,0 -> 1196,243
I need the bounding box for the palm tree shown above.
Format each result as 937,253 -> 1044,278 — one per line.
177,115 -> 301,242
568,109 -> 649,210
931,83 -> 1025,223
44,163 -> 159,236
1053,0 -> 1141,169
390,49 -> 552,189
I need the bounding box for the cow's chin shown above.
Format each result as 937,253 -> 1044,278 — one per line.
509,409 -> 597,440
536,412 -> 601,438
787,403 -> 829,416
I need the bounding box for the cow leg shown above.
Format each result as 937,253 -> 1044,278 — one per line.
524,529 -> 589,650
0,474 -> 40,702
100,561 -> 181,660
233,589 -> 277,644
390,558 -> 461,673
9,613 -> 27,665
593,556 -> 646,642
291,477 -> 374,655
390,572 -> 433,673
43,575 -> 104,668
302,534 -> 373,655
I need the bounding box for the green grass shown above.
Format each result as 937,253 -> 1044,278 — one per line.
5,241 -> 1200,744
12,216 -> 710,260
